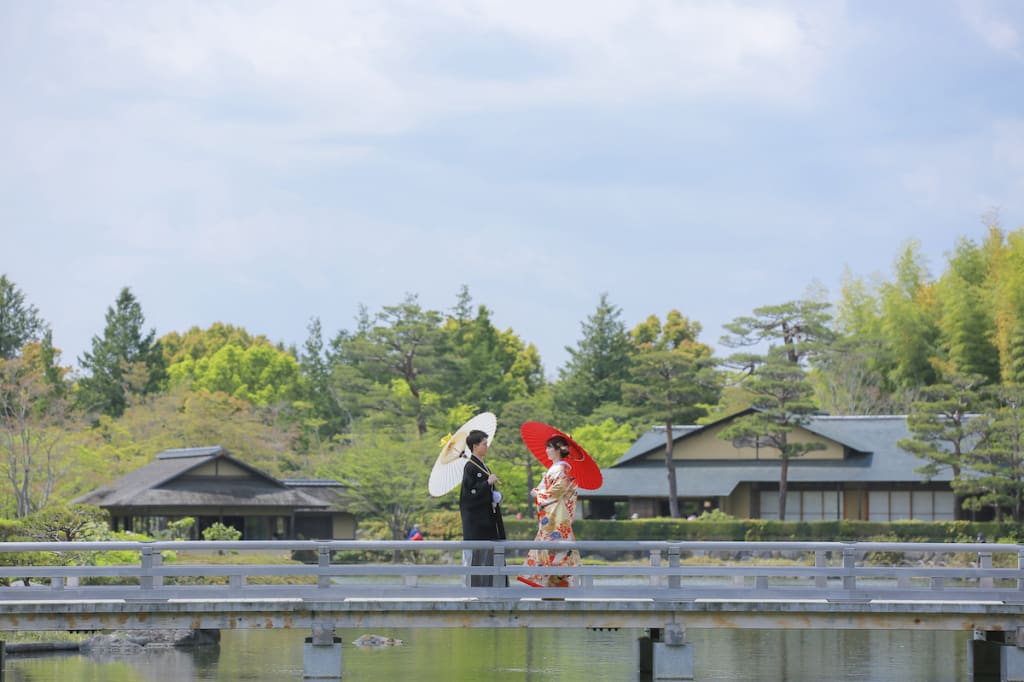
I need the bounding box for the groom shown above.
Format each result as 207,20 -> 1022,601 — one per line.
459,429 -> 507,587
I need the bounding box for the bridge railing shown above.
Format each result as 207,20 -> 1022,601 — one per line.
0,540 -> 1020,602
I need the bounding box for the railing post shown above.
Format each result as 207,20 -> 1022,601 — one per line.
317,544 -> 331,589
650,549 -> 663,587
980,551 -> 994,590
153,546 -> 164,588
667,545 -> 681,590
494,544 -> 506,588
814,550 -> 827,589
1018,549 -> 1024,593
841,544 -> 857,593
141,544 -> 155,591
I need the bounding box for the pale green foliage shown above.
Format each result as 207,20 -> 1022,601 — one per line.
570,419 -> 637,469
162,516 -> 196,541
160,323 -> 269,365
319,431 -> 438,541
21,504 -> 108,542
202,522 -> 242,541
879,243 -> 941,391
0,346 -> 78,517
168,342 -> 304,407
78,386 -> 298,480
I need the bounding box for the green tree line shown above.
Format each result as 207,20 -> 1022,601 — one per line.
5,219 -> 1024,527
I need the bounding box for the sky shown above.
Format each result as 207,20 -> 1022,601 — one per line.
3,1 -> 1024,378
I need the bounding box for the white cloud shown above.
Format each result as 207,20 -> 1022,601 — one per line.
33,1 -> 843,137
959,0 -> 1021,56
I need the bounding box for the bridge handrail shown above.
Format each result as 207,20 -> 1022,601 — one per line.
0,539 -> 1018,552
1,539 -> 1020,604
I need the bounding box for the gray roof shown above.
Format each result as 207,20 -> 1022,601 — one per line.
614,426 -> 701,466
282,480 -> 354,511
74,446 -> 330,510
583,414 -> 950,499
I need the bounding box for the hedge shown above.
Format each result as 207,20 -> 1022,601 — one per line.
364,514 -> 1023,545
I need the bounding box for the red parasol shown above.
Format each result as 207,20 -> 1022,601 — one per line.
519,421 -> 603,490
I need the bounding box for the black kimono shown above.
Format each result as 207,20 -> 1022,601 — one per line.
459,454 -> 507,586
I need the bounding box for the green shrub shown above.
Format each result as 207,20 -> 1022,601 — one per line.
201,523 -> 242,542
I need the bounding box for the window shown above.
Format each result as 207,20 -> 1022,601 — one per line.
868,489 -> 955,521
933,491 -> 955,521
891,491 -> 911,520
759,489 -> 843,520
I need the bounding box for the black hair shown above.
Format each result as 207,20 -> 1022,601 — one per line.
466,429 -> 489,451
546,435 -> 570,457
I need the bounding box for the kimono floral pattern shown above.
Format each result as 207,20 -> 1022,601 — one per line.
522,460 -> 581,587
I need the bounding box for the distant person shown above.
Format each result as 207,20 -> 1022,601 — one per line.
518,435 -> 581,588
459,429 -> 507,587
407,524 -> 423,541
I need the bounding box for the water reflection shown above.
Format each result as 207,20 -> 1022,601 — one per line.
4,627 -> 972,681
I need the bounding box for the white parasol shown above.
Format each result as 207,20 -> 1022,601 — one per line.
428,412 -> 497,497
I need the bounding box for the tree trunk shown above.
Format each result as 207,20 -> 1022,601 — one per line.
778,457 -> 789,521
664,423 -> 680,518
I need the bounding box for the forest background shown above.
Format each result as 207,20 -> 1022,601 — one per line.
5,219 -> 1024,537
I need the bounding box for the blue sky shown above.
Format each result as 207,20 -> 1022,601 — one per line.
3,1 -> 1023,377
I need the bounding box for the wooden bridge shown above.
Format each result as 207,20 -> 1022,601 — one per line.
0,539 -> 1022,679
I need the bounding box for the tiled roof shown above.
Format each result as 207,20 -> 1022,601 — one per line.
74,446 -> 330,510
584,414 -> 949,498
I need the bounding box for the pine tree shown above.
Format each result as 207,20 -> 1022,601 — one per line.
0,275 -> 46,360
897,372 -> 990,521
77,287 -> 166,418
555,293 -> 634,423
623,311 -> 719,517
718,299 -> 833,520
954,384 -> 1024,521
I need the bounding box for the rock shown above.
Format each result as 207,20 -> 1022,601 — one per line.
81,629 -> 220,653
352,634 -> 404,647
80,634 -> 144,654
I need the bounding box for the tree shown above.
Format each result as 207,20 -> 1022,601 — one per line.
984,223 -> 1024,384
79,386 -> 302,482
0,274 -> 46,360
21,504 -> 108,542
297,317 -> 346,452
555,293 -> 634,422
897,372 -> 990,519
813,270 -> 895,415
442,290 -> 544,415
77,287 -> 166,418
718,346 -> 825,520
721,299 -> 834,364
936,237 -> 1000,382
160,322 -> 268,366
623,311 -> 718,518
718,299 -> 833,520
569,419 -> 639,470
879,243 -> 942,395
168,342 -> 304,407
954,384 -> 1024,522
336,295 -> 445,437
321,432 -> 436,546
0,346 -> 77,517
